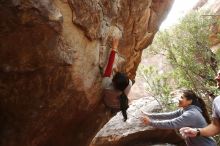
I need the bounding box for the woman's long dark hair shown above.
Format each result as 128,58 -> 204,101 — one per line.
112,72 -> 129,121
183,90 -> 211,124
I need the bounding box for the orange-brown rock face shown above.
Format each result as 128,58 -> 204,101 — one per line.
194,0 -> 220,52
0,0 -> 174,146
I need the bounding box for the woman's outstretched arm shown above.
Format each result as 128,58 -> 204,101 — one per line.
142,109 -> 182,120
148,111 -> 195,129
141,111 -> 194,129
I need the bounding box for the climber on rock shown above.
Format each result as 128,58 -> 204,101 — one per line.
102,36 -> 132,122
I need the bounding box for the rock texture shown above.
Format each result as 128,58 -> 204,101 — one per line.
193,0 -> 220,53
0,0 -> 174,146
91,98 -> 185,146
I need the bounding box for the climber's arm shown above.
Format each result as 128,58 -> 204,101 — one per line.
103,38 -> 119,77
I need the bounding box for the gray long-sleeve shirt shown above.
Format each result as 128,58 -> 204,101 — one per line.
148,105 -> 216,146
212,96 -> 220,119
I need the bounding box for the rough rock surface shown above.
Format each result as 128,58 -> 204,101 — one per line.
0,0 -> 174,146
196,0 -> 220,53
201,0 -> 220,13
91,98 -> 185,146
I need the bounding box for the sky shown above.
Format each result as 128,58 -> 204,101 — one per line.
160,0 -> 200,30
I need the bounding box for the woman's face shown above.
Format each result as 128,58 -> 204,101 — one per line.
178,94 -> 192,108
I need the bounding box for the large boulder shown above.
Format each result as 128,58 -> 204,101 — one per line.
91,97 -> 185,146
0,0 -> 174,146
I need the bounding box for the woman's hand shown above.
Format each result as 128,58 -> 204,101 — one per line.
140,116 -> 151,126
179,127 -> 198,138
112,37 -> 119,51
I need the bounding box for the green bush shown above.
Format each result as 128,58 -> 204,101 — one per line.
140,9 -> 220,145
137,65 -> 177,111
142,10 -> 220,97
